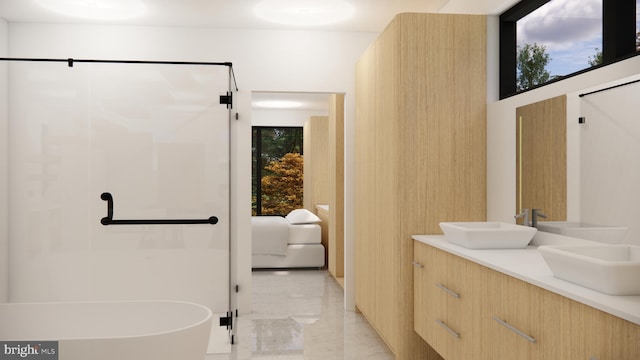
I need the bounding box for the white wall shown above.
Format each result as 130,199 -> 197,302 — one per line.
0,18 -> 8,303
487,31 -> 640,235
7,22 -> 378,312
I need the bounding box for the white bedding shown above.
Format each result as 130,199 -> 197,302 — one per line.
288,223 -> 321,244
252,244 -> 325,269
251,216 -> 289,255
251,214 -> 324,268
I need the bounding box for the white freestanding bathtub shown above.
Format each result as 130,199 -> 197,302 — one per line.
0,300 -> 213,360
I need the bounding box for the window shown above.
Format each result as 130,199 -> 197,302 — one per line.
637,0 -> 640,50
252,127 -> 304,216
500,0 -> 638,98
517,0 -> 602,88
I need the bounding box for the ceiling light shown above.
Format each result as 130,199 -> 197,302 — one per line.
254,0 -> 355,27
35,0 -> 147,21
253,100 -> 304,109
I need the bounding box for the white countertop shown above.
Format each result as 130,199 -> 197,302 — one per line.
412,234 -> 640,326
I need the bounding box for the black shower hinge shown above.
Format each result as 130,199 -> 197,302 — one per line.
219,91 -> 232,109
219,311 -> 233,329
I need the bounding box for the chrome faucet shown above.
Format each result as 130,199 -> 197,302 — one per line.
514,209 -> 529,227
531,208 -> 547,228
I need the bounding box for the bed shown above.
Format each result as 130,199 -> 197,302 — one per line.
251,209 -> 325,269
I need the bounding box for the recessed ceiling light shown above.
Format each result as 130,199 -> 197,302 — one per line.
253,100 -> 304,109
254,0 -> 355,27
35,0 -> 147,21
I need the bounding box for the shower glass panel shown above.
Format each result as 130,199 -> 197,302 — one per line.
8,61 -> 230,318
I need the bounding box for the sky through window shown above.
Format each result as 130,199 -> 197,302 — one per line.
517,0 -> 603,77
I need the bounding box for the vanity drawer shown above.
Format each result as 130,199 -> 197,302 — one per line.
482,271 -> 562,359
414,242 -> 482,359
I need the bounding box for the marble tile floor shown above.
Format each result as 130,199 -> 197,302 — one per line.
206,270 -> 395,360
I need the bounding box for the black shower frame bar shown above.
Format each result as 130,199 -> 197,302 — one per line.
578,78 -> 640,98
0,57 -> 238,91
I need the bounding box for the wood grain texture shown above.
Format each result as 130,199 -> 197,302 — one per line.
328,94 -> 345,278
355,35 -> 378,345
417,241 -> 640,360
415,242 -> 495,360
516,95 -> 567,223
487,268 -> 640,359
303,116 -> 329,212
558,289 -> 640,360
316,205 -> 329,269
355,13 -> 487,360
303,116 -> 329,266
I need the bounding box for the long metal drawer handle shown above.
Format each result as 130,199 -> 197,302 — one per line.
435,283 -> 460,299
412,261 -> 424,268
436,320 -> 460,338
492,316 -> 537,343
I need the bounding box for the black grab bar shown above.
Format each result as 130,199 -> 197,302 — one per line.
100,192 -> 218,226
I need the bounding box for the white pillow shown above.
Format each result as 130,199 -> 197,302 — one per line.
285,209 -> 322,224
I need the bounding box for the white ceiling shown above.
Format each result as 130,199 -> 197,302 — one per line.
0,0 -> 517,32
0,0 -> 518,111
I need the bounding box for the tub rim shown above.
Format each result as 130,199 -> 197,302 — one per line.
0,299 -> 214,341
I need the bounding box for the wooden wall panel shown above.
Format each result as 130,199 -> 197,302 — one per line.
316,205 -> 329,270
303,116 -> 329,212
304,116 -> 329,266
328,94 -> 345,279
355,13 -> 487,360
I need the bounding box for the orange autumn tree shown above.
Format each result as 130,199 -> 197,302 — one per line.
260,153 -> 303,215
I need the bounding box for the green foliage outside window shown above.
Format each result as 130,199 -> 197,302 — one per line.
516,43 -> 551,91
589,48 -> 604,67
252,127 -> 304,216
259,153 -> 304,215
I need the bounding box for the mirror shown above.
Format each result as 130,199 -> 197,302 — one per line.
516,77 -> 640,244
516,95 -> 567,225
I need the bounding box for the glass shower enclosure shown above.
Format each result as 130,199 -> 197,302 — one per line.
7,59 -> 234,350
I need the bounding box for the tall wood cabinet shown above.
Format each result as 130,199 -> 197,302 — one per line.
355,13 -> 487,359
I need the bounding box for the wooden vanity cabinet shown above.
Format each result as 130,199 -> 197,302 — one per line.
414,241 -> 640,360
484,269 -> 564,359
487,272 -> 640,359
414,242 -> 449,355
414,242 -> 488,359
558,296 -> 640,360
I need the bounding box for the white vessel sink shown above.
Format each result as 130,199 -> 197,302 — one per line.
536,221 -> 628,244
439,222 -> 537,249
538,245 -> 640,295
